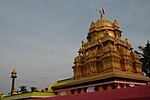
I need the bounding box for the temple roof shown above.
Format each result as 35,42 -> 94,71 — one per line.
52,71 -> 150,89
95,16 -> 113,28
3,92 -> 56,100
89,16 -> 121,33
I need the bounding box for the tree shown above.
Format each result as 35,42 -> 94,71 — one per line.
19,86 -> 28,94
135,41 -> 150,77
30,87 -> 38,92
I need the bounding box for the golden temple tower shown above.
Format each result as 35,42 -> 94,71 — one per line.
52,10 -> 150,96
73,16 -> 142,79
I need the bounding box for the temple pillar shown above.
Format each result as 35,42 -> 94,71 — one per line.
10,68 -> 17,95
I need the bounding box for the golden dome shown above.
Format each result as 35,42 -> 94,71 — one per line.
89,16 -> 114,32
95,16 -> 113,28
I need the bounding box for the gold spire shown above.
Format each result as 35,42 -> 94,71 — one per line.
94,16 -> 113,30
11,68 -> 17,78
12,68 -> 17,74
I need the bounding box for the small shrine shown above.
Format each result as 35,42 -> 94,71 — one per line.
51,10 -> 150,96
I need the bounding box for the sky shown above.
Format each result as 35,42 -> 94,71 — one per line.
0,0 -> 150,94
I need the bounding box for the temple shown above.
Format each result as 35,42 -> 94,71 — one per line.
51,13 -> 150,96
2,10 -> 150,100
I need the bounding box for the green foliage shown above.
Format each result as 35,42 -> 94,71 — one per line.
30,87 -> 38,92
19,86 -> 28,94
135,41 -> 150,77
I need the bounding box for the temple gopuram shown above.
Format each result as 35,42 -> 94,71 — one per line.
51,12 -> 150,96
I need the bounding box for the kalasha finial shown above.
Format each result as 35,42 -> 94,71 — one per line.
11,68 -> 17,78
96,6 -> 105,18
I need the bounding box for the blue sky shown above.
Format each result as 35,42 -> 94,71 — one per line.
0,0 -> 150,94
